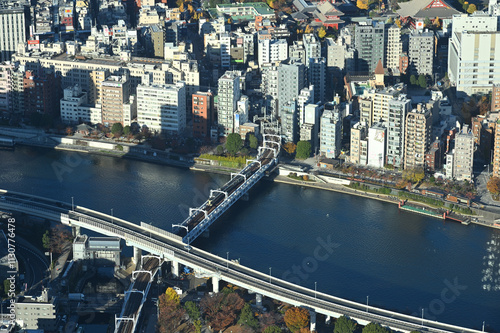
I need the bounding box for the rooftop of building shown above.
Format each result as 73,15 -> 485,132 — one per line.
397,0 -> 460,18
216,2 -> 274,14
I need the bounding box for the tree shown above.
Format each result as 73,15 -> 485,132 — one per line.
334,316 -> 357,333
201,292 -> 245,332
42,230 -> 50,250
418,74 -> 427,88
111,123 -> 123,136
123,125 -> 131,136
357,0 -> 369,10
318,26 -> 327,39
263,326 -> 282,333
305,25 -> 313,34
433,16 -> 441,29
424,17 -> 431,27
66,127 -> 74,136
487,177 -> 500,196
164,287 -> 180,306
283,142 -> 297,155
238,303 -> 259,329
410,75 -> 417,85
248,134 -> 259,149
296,141 -> 312,159
216,145 -> 225,155
362,322 -> 391,333
185,301 -> 201,321
402,168 -> 425,183
467,3 -> 476,13
395,18 -> 402,28
260,312 -> 284,330
226,133 -> 243,155
462,1 -> 469,11
284,307 -> 309,333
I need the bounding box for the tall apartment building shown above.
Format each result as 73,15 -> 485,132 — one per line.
409,30 -> 434,76
257,38 -> 288,66
453,124 -> 475,181
404,104 -> 432,170
387,94 -> 411,168
136,81 -> 186,134
217,71 -> 241,136
192,91 -> 214,139
281,100 -> 298,143
278,60 -> 306,115
308,57 -> 326,104
371,88 -> 399,124
101,75 -> 132,126
386,25 -> 402,71
150,24 -> 165,58
448,13 -> 500,95
350,122 -> 368,165
320,108 -> 343,158
0,62 -> 14,114
15,289 -> 58,331
492,84 -> 500,112
368,123 -> 387,168
493,121 -> 500,178
354,21 -> 385,73
359,97 -> 373,127
289,40 -> 306,64
89,69 -> 111,104
23,70 -> 61,117
0,3 -> 29,62
303,34 -> 321,61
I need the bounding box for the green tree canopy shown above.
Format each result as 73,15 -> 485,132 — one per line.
248,134 -> 259,149
42,230 -> 50,250
334,316 -> 357,333
410,75 -> 417,85
263,326 -> 282,333
216,145 -> 224,155
111,123 -> 123,135
238,303 -> 259,329
296,141 -> 312,160
418,74 -> 427,88
362,322 -> 392,333
226,133 -> 243,155
184,301 -> 200,321
123,125 -> 131,136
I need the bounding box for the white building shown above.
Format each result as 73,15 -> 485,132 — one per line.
448,13 -> 500,95
258,38 -> 288,66
136,81 -> 186,134
217,71 -> 241,136
453,124 -> 474,181
320,108 -> 343,158
60,85 -> 102,125
368,123 -> 387,168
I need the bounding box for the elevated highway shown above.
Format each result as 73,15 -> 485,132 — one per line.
0,190 -> 484,333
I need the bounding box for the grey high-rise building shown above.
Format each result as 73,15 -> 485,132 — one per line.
0,2 -> 29,62
217,71 -> 241,136
303,34 -> 321,61
278,59 -> 306,115
409,30 -> 434,76
280,100 -> 299,143
320,107 -> 343,158
355,21 -> 385,73
387,94 -> 411,168
453,124 -> 474,181
307,57 -> 326,104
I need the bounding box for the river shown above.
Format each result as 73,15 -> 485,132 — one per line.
1,146 -> 499,331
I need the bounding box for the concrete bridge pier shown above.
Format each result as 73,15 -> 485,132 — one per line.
72,225 -> 81,237
212,276 -> 219,293
133,247 -> 142,268
171,260 -> 179,278
255,293 -> 263,308
310,310 -> 316,332
325,315 -> 331,325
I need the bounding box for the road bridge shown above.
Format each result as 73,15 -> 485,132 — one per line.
0,190 -> 484,333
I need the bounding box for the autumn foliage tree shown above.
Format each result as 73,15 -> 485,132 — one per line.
284,307 -> 309,333
318,26 -> 327,39
402,167 -> 425,184
357,0 -> 369,10
283,142 -> 297,155
467,3 -> 476,13
201,292 -> 245,331
157,288 -> 186,333
487,177 -> 500,197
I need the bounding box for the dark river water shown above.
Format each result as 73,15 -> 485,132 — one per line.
1,146 -> 499,331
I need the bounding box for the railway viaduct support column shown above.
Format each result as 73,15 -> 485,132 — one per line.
325,315 -> 331,325
171,260 -> 179,277
212,276 -> 220,293
133,247 -> 142,268
310,310 -> 316,332
256,294 -> 263,308
72,226 -> 80,237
